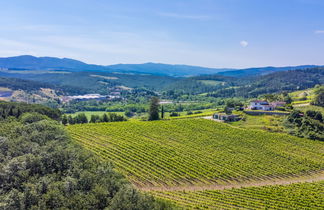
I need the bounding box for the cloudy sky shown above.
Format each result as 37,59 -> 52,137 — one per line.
0,0 -> 324,68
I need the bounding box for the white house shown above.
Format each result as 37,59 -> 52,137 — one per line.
249,100 -> 274,111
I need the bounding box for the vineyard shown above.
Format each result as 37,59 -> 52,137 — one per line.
151,181 -> 324,209
67,119 -> 324,188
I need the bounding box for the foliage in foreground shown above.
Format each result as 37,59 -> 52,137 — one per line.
152,181 -> 324,209
68,119 -> 324,188
0,108 -> 173,209
285,110 -> 324,141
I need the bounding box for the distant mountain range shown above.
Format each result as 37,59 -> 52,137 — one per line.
0,55 -> 321,77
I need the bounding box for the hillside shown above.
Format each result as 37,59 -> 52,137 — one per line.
0,71 -> 179,93
107,63 -> 232,77
208,68 -> 324,98
67,119 -> 324,188
163,68 -> 324,98
0,55 -> 105,71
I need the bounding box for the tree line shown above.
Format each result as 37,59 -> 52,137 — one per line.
62,112 -> 127,125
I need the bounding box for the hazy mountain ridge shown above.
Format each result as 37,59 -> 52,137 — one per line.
0,55 -> 322,77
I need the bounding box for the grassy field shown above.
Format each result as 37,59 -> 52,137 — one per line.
198,80 -> 223,86
165,109 -> 216,119
68,111 -> 125,119
67,119 -> 324,188
151,181 -> 324,209
229,113 -> 285,132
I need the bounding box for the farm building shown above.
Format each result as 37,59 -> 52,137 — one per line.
213,113 -> 241,122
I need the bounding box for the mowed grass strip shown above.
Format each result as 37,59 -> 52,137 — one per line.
67,119 -> 324,188
151,181 -> 324,209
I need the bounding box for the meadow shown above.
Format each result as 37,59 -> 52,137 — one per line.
67,119 -> 324,188
68,111 -> 125,119
229,113 -> 285,132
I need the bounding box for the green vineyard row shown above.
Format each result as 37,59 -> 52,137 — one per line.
67,119 -> 324,188
151,181 -> 324,209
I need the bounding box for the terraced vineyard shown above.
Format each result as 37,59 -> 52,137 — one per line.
151,181 -> 324,209
67,119 -> 324,188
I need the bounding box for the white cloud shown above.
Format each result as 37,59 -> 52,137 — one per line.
158,12 -> 212,20
314,30 -> 324,34
240,40 -> 249,47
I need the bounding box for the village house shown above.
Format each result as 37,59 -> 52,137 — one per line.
249,100 -> 274,111
249,100 -> 286,111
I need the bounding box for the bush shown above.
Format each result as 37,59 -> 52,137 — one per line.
19,112 -> 49,124
169,112 -> 180,117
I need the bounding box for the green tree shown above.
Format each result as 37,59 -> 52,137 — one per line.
101,113 -> 109,122
90,115 -> 100,123
312,86 -> 324,107
148,97 -> 160,121
75,113 -> 88,124
68,115 -> 74,125
62,114 -> 68,125
161,105 -> 164,119
284,95 -> 293,104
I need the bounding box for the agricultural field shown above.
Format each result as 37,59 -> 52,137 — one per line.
151,181 -> 324,209
67,119 -> 324,189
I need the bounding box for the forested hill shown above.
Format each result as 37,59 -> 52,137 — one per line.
210,68 -> 324,98
0,77 -> 84,95
217,65 -> 318,77
165,68 -> 324,98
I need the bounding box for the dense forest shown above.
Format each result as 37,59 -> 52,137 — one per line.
0,77 -> 84,95
0,102 -> 173,209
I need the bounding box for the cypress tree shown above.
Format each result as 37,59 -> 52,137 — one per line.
161,105 -> 164,119
148,97 -> 160,121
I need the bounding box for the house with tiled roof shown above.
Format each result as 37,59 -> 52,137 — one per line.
249,100 -> 275,111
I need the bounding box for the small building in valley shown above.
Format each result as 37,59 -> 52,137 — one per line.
213,113 -> 241,122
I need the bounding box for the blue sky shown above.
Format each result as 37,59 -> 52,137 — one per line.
0,0 -> 324,68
